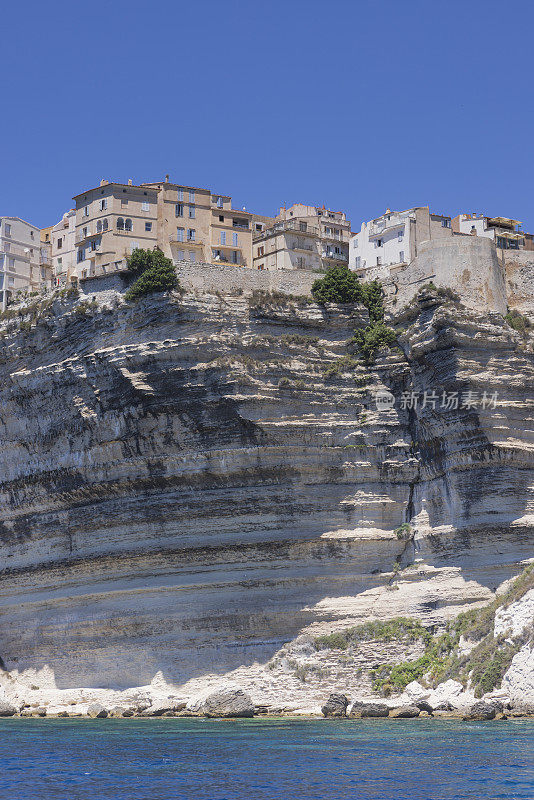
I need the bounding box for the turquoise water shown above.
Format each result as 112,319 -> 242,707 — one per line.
1,717 -> 533,799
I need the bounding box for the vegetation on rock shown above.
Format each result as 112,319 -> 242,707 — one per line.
350,321 -> 397,363
125,248 -> 180,301
505,308 -> 531,335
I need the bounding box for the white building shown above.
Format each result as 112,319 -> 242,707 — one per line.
349,206 -> 452,280
0,217 -> 44,309
451,213 -> 529,251
51,210 -> 77,284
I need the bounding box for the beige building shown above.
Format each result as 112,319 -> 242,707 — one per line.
43,210 -> 77,285
142,177 -> 273,268
73,180 -> 159,279
73,177 -> 272,278
252,203 -> 351,271
0,217 -> 49,308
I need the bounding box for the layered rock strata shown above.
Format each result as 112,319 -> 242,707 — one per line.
0,286 -> 532,708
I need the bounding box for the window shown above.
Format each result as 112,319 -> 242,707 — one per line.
399,251 -> 405,262
255,223 -> 263,232
189,250 -> 196,263
30,230 -> 34,239
220,231 -> 226,245
232,251 -> 238,263
4,223 -> 11,236
103,219 -> 108,231
177,188 -> 184,201
58,237 -> 63,248
141,201 -> 150,212
84,206 -> 89,216
8,257 -> 15,270
353,239 -> 358,249
3,243 -> 9,253
297,256 -> 304,268
177,249 -> 185,261
117,217 -> 125,230
219,215 -> 224,222
77,248 -> 85,263
397,230 -> 403,241
376,256 -> 382,265
189,205 -> 195,218
325,227 -> 331,236
376,239 -> 383,247
216,196 -> 223,208
176,227 -> 184,242
232,232 -> 238,246
121,199 -> 128,207
100,199 -> 108,211
355,256 -> 361,268
96,221 -> 102,233
189,190 -> 195,202
83,227 -> 88,237
187,228 -> 195,241
299,222 -> 307,232
442,219 -> 451,228
145,222 -> 153,232
57,257 -> 63,268
8,277 -> 14,286
125,219 -> 133,231
175,203 -> 184,217
257,263 -> 264,270
82,270 -> 87,279
258,246 -> 264,257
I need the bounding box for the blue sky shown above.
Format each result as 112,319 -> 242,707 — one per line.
3,0 -> 534,231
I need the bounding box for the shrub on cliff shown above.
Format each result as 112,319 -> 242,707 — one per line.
351,321 -> 397,363
311,265 -> 365,304
124,249 -> 180,301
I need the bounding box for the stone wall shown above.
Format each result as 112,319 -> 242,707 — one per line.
174,260 -> 319,296
503,250 -> 534,317
388,235 -> 508,314
80,261 -> 320,300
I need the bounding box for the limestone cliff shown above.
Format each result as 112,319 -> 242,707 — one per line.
0,283 -> 532,710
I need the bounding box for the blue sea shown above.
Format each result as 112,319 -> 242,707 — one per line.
0,717 -> 533,799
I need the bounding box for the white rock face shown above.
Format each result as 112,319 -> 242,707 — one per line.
494,589 -> 534,639
502,645 -> 534,707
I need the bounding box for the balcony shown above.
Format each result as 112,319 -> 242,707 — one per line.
169,235 -> 203,247
232,220 -> 250,230
322,250 -> 348,262
254,219 -> 320,242
76,228 -> 109,243
368,213 -> 409,238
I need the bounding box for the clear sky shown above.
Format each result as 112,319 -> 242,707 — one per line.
3,0 -> 534,231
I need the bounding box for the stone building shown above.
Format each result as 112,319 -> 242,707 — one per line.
0,216 -> 47,309
252,203 -> 351,271
349,206 -> 453,279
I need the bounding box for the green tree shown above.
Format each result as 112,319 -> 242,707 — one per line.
124,248 -> 180,301
311,265 -> 365,304
362,279 -> 384,322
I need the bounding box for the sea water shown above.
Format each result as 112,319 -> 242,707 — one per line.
0,717 -> 533,799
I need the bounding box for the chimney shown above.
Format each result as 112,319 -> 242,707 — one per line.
100,179 -> 109,186
128,179 -> 133,186
165,174 -> 170,183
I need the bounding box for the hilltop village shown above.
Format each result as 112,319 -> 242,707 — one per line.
2,178 -> 534,317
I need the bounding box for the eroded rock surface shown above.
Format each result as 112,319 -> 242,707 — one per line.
0,286 -> 532,706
